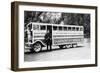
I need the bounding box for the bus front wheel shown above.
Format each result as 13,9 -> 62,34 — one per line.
33,42 -> 42,53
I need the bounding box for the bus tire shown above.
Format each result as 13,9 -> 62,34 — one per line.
66,44 -> 71,48
33,42 -> 42,53
59,45 -> 64,49
72,44 -> 77,48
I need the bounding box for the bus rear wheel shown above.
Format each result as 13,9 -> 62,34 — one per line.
66,44 -> 71,48
59,45 -> 64,49
33,43 -> 42,53
72,44 -> 77,48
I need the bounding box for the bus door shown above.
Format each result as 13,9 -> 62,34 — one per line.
47,25 -> 52,45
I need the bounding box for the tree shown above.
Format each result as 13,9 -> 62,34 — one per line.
24,11 -> 90,38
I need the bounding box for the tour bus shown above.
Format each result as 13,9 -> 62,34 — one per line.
25,22 -> 84,52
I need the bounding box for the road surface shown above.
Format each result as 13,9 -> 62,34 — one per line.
24,39 -> 91,62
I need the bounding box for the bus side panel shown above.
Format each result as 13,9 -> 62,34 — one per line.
33,30 -> 46,45
52,31 -> 84,46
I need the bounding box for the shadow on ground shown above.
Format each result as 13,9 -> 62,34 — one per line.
25,46 -> 84,54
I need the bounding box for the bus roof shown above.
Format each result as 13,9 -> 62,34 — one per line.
27,22 -> 83,27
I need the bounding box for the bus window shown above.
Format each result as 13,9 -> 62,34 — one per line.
80,27 -> 83,31
68,27 -> 71,31
33,25 -> 39,30
59,26 -> 62,30
53,26 -> 57,30
64,27 -> 67,31
40,25 -> 46,30
76,27 -> 79,31
72,27 -> 75,31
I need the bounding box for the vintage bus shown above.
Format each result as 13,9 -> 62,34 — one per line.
24,22 -> 84,52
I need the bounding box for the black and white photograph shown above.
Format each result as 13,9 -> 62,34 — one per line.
24,11 -> 91,62
11,1 -> 97,71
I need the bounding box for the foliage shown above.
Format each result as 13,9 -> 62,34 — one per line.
24,11 -> 90,38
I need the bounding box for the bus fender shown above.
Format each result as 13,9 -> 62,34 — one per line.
33,40 -> 46,47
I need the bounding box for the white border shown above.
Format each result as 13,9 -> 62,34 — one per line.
18,5 -> 96,68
